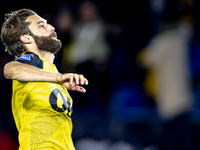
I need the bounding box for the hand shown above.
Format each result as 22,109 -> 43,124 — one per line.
58,73 -> 88,93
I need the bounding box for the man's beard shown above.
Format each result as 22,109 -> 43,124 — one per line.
31,32 -> 62,54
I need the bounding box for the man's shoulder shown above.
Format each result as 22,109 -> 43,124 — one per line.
16,52 -> 39,60
15,52 -> 43,69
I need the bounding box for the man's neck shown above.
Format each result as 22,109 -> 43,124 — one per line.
39,51 -> 55,65
27,48 -> 55,65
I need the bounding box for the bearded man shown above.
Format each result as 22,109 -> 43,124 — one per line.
1,9 -> 88,150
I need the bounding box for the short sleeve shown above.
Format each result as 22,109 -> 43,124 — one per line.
15,52 -> 43,69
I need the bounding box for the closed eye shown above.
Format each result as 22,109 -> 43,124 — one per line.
40,24 -> 44,28
37,20 -> 47,28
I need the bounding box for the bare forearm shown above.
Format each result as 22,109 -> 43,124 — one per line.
4,61 -> 61,83
4,61 -> 89,93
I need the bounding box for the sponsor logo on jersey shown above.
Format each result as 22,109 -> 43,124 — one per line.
16,54 -> 31,61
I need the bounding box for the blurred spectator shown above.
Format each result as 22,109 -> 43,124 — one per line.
55,5 -> 73,34
53,4 -> 74,72
106,22 -> 131,85
140,10 -> 194,120
148,0 -> 165,35
61,0 -> 110,115
62,0 -> 110,73
138,8 -> 195,150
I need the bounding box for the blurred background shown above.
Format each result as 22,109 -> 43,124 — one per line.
1,0 -> 200,149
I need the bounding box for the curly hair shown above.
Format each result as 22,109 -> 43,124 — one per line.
1,9 -> 36,57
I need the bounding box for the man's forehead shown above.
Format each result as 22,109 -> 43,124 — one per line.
25,15 -> 47,25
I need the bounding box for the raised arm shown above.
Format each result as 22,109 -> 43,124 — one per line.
4,61 -> 88,93
4,61 -> 61,82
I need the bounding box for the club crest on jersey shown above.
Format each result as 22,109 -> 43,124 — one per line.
16,54 -> 31,61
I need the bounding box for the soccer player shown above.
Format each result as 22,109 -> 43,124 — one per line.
1,9 -> 88,150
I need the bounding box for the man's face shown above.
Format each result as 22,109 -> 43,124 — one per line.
25,15 -> 61,54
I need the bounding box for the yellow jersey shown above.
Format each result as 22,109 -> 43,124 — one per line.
12,52 -> 75,150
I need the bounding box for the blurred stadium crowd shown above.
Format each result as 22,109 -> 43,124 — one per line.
1,0 -> 200,149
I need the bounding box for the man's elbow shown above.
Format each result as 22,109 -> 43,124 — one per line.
3,62 -> 15,79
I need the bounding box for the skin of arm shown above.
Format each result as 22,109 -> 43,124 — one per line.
4,61 -> 61,82
4,61 -> 88,93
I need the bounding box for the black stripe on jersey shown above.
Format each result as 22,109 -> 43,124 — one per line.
15,52 -> 43,69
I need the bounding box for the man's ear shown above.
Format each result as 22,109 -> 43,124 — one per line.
20,35 -> 33,44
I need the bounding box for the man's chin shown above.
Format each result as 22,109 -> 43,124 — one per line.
51,36 -> 58,40
32,33 -> 62,54
52,37 -> 61,42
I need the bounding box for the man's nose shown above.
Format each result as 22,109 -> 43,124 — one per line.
48,24 -> 55,33
50,26 -> 55,33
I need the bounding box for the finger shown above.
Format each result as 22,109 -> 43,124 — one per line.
77,86 -> 86,93
71,82 -> 76,87
69,74 -> 74,85
74,74 -> 79,85
62,80 -> 76,89
79,75 -> 85,85
71,85 -> 86,93
85,78 -> 89,85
